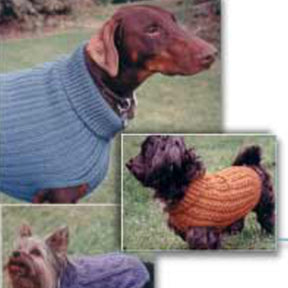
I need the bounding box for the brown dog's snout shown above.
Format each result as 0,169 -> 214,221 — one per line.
193,37 -> 218,68
182,35 -> 218,72
199,49 -> 218,67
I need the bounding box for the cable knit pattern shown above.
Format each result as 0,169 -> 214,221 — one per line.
168,166 -> 262,231
0,45 -> 124,202
61,254 -> 150,288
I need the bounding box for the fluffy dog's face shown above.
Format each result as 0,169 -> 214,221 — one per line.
126,136 -> 186,186
5,224 -> 69,288
126,136 -> 205,203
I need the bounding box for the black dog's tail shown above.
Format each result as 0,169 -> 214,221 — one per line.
233,145 -> 262,167
143,262 -> 155,288
233,145 -> 275,234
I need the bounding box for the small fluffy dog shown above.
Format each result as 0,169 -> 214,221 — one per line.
5,224 -> 154,288
126,136 -> 275,249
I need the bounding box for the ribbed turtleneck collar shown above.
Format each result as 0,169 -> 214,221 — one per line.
57,44 -> 124,140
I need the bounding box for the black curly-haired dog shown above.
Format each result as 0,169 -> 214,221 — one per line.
126,136 -> 275,249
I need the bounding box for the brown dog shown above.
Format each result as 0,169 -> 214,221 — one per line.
37,5 -> 216,203
1,5 -> 216,204
126,136 -> 275,249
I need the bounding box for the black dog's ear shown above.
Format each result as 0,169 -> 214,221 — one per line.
183,148 -> 206,181
153,147 -> 205,205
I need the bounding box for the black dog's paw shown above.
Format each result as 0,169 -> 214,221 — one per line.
143,262 -> 155,288
186,227 -> 222,250
225,218 -> 245,235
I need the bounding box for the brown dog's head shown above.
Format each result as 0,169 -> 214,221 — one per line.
87,5 -> 217,78
126,136 -> 205,204
5,224 -> 69,288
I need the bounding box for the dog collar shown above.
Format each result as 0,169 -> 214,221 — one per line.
93,78 -> 137,126
58,45 -> 125,139
117,93 -> 137,127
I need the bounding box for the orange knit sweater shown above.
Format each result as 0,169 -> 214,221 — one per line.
168,166 -> 262,231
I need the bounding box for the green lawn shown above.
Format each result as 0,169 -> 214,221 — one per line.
0,25 -> 221,204
2,206 -> 120,260
122,135 -> 277,251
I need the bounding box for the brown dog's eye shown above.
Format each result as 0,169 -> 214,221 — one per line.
145,24 -> 160,36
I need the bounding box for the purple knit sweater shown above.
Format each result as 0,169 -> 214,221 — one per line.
60,254 -> 150,288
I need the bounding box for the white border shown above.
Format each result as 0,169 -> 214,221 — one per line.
0,203 -> 120,208
121,134 -> 125,251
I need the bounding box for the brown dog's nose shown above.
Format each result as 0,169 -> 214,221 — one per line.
12,251 -> 21,258
200,49 -> 218,67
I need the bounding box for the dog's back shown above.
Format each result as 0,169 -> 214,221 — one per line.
168,166 -> 262,230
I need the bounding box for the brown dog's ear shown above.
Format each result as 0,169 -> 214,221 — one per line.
45,226 -> 69,257
86,18 -> 120,77
19,223 -> 32,238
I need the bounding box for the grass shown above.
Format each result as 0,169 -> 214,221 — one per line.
122,135 -> 277,251
2,206 -> 120,260
1,29 -> 95,72
0,20 -> 221,204
126,62 -> 221,133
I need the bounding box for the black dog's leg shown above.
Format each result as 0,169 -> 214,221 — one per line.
232,145 -> 275,235
186,227 -> 222,249
207,228 -> 222,249
254,164 -> 275,234
143,262 -> 155,288
225,218 -> 245,235
186,227 -> 207,249
254,184 -> 275,234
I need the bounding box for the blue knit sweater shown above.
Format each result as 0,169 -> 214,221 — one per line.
61,254 -> 150,288
0,45 -> 124,202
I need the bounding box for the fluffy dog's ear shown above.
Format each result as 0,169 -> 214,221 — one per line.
87,18 -> 120,77
45,226 -> 69,257
19,223 -> 32,238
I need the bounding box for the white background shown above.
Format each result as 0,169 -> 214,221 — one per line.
159,0 -> 288,287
